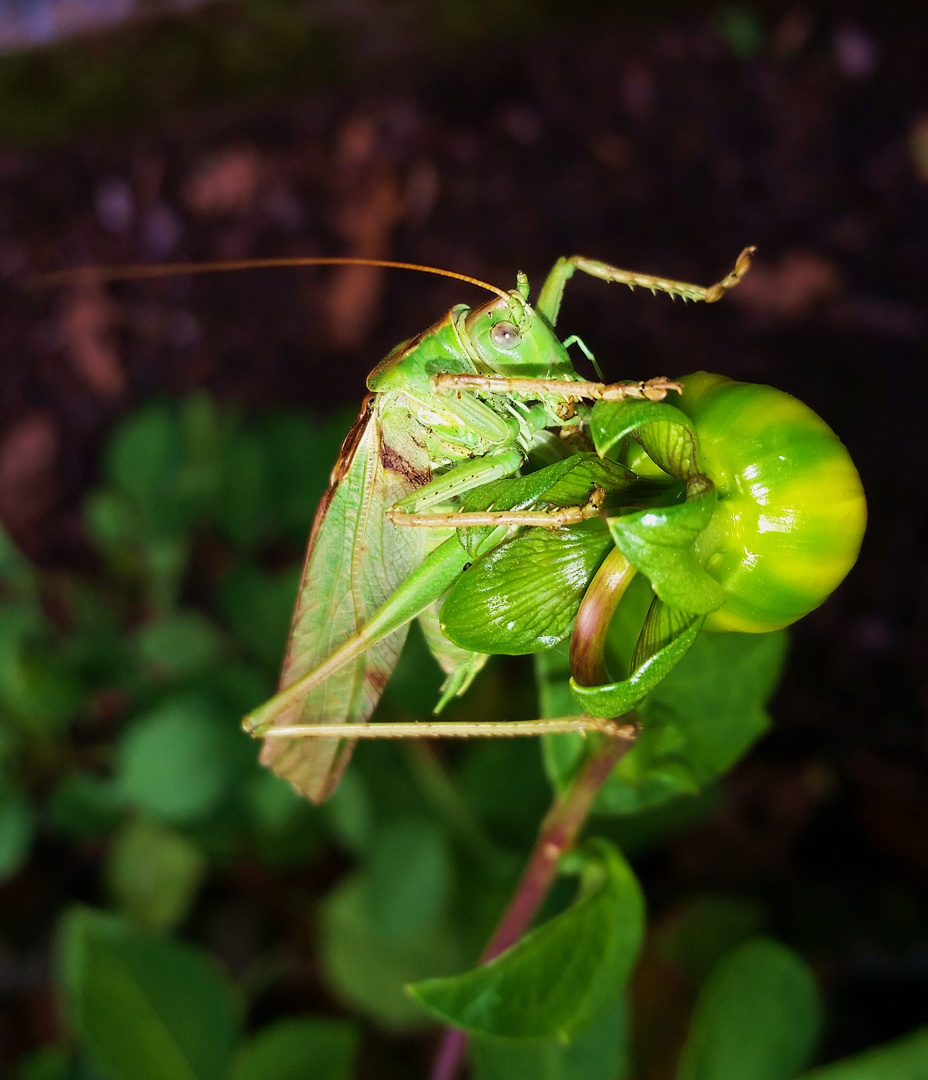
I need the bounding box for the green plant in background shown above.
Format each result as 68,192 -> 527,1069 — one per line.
4,258 -> 918,1080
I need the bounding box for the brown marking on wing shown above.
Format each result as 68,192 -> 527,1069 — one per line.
367,667 -> 389,695
301,395 -> 374,558
330,394 -> 375,487
277,395 -> 375,690
380,438 -> 431,487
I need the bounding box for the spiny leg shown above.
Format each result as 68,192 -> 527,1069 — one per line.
387,487 -> 605,529
535,246 -> 756,326
432,373 -> 682,402
258,715 -> 639,740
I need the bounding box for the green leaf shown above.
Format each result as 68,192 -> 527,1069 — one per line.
259,409 -> 352,545
795,1028 -> 928,1080
536,644 -> 577,721
470,995 -> 628,1080
538,645 -> 598,794
0,789 -> 35,881
230,1017 -> 359,1080
30,1052 -> 117,1080
605,789 -> 724,855
607,480 -> 724,614
116,694 -> 247,823
218,563 -> 301,670
591,399 -> 699,480
0,604 -> 83,730
14,1046 -> 117,1080
137,613 -> 225,679
441,523 -> 614,654
244,768 -> 322,866
319,874 -> 466,1028
105,401 -> 189,537
677,938 -> 821,1080
363,817 -> 453,945
0,521 -> 36,596
569,599 -> 704,719
409,839 -> 643,1040
90,395 -> 233,608
214,427 -> 270,549
14,1045 -> 71,1080
658,894 -> 766,981
49,773 -> 125,838
380,617 -> 447,717
83,488 -> 143,552
457,738 -> 552,851
593,630 -> 787,814
323,769 -> 374,856
58,907 -> 239,1080
542,627 -> 787,813
84,486 -> 189,611
105,817 -> 206,931
178,394 -> 226,513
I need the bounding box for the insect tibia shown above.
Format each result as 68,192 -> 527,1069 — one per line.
256,716 -> 639,740
386,487 -> 605,530
432,374 -> 683,402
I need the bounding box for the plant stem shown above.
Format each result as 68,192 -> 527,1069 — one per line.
430,722 -> 638,1080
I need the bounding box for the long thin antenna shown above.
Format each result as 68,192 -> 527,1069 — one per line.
28,256 -> 510,300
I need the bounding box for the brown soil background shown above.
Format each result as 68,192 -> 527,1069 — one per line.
1,3 -> 927,1073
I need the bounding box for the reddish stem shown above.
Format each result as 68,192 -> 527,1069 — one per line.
430,724 -> 638,1080
570,546 -> 636,687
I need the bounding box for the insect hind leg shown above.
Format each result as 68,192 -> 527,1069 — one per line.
387,486 -> 605,530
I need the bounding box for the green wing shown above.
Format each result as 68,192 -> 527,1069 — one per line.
261,395 -> 432,803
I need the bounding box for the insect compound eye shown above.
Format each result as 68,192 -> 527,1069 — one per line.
490,320 -> 522,350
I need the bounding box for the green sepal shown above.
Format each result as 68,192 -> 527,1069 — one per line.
607,478 -> 724,615
591,400 -> 699,481
441,522 -> 614,655
593,629 -> 786,815
408,838 -> 644,1040
569,598 -> 704,718
543,629 -> 787,808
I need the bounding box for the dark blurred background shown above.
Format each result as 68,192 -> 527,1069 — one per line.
0,0 -> 927,1075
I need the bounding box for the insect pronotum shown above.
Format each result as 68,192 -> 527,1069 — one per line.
35,247 -> 755,802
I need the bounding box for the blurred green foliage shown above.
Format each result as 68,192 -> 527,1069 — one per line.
0,394 -> 922,1079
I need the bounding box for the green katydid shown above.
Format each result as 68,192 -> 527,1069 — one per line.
35,248 -> 754,803
241,249 -> 755,803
